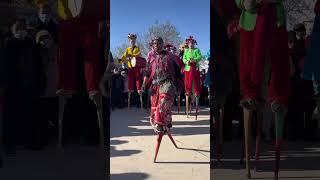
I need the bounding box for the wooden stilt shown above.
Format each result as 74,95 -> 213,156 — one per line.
128,91 -> 132,109
195,96 -> 199,120
58,95 -> 67,150
92,93 -> 105,151
186,95 -> 189,118
273,109 -> 285,180
139,92 -> 143,109
255,110 -> 263,172
177,96 -> 180,114
243,108 -> 253,179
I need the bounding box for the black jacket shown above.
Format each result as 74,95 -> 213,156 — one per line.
29,16 -> 58,42
2,36 -> 45,96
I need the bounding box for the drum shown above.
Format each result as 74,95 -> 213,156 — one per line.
58,0 -> 104,20
131,57 -> 146,68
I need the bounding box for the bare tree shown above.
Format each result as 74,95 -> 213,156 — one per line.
141,20 -> 183,55
112,21 -> 183,58
283,0 -> 316,33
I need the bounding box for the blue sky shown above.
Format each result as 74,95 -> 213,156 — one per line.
110,0 -> 210,55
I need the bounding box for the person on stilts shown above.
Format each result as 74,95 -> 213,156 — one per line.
183,36 -> 202,118
236,0 -> 290,179
142,36 -> 183,162
119,33 -> 143,109
165,43 -> 184,113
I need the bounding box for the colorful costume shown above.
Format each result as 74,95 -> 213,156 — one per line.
119,33 -> 144,109
183,36 -> 202,97
236,1 -> 290,179
144,38 -> 181,132
56,0 -> 107,149
119,39 -> 142,92
236,0 -> 289,108
57,0 -> 105,96
303,0 -> 320,96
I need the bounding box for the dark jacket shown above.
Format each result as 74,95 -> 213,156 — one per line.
3,36 -> 45,96
28,16 -> 58,42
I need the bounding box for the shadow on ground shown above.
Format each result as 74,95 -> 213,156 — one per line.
110,172 -> 149,180
110,107 -> 210,139
211,141 -> 320,179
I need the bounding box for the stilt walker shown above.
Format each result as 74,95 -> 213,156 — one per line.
142,37 -> 183,162
183,36 -> 202,119
57,0 -> 107,151
119,33 -> 144,109
236,0 -> 290,179
303,0 -> 320,134
165,43 -> 184,114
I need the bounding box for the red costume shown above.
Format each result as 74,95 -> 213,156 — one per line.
57,0 -> 106,95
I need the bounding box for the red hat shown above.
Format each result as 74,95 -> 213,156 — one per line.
164,43 -> 174,49
185,36 -> 197,45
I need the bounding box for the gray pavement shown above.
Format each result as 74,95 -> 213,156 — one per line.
211,140 -> 320,180
110,107 -> 210,180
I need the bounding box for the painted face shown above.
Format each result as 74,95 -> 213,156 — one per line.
188,41 -> 195,48
152,39 -> 163,53
129,38 -> 136,46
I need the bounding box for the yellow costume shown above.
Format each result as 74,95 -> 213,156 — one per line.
119,46 -> 141,68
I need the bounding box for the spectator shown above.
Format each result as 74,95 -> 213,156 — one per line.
35,30 -> 59,146
111,68 -> 124,110
121,70 -> 129,108
2,19 -> 45,155
29,2 -> 58,42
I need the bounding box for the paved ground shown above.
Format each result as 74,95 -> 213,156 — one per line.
110,106 -> 210,180
211,140 -> 320,180
0,144 -> 106,180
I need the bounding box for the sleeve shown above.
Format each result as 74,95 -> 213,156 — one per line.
144,60 -> 152,78
183,49 -> 189,64
194,49 -> 202,63
119,48 -> 128,63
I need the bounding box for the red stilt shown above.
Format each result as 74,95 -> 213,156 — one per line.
167,132 -> 178,148
274,139 -> 282,180
154,133 -> 163,162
